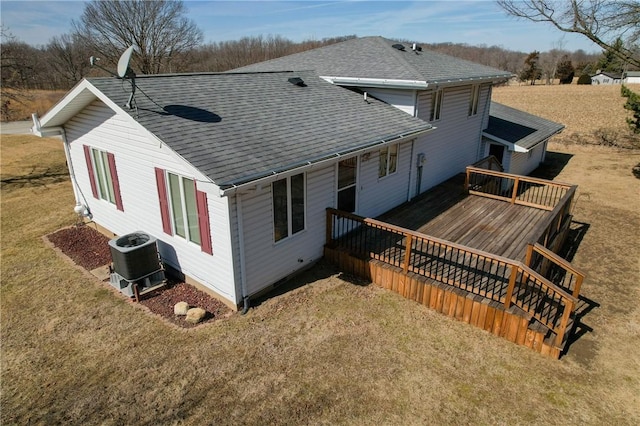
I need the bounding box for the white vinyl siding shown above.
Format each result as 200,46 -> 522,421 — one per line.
413,84 -> 490,195
363,88 -> 416,116
241,165 -> 334,296
358,140 -> 412,218
506,142 -> 547,176
66,99 -> 237,304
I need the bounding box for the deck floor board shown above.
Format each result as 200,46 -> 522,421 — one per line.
378,175 -> 549,262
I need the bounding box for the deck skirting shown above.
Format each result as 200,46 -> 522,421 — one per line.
325,246 -> 562,358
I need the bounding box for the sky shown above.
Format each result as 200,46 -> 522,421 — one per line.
1,0 -> 601,54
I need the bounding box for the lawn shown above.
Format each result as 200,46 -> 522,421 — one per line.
1,85 -> 639,424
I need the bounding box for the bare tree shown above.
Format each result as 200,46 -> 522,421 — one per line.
47,33 -> 93,88
1,26 -> 34,120
73,0 -> 203,74
497,0 -> 640,69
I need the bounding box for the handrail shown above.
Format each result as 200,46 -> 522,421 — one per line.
526,243 -> 585,299
327,208 -> 579,346
465,166 -> 576,213
529,185 -> 576,248
466,167 -> 575,189
472,155 -> 504,172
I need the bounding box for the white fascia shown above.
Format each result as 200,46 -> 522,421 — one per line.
321,76 -> 429,89
482,132 -> 529,153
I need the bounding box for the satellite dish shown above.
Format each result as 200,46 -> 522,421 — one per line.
117,45 -> 135,78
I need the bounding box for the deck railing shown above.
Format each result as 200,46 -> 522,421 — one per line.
465,166 -> 575,211
326,208 -> 577,346
526,243 -> 585,299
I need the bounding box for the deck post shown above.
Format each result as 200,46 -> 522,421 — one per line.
525,243 -> 534,268
326,209 -> 333,247
554,298 -> 574,347
464,168 -> 470,193
511,177 -> 520,204
403,234 -> 413,273
503,265 -> 519,309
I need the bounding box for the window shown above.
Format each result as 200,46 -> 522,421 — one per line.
272,173 -> 305,242
337,157 -> 357,213
379,144 -> 398,178
155,168 -> 212,254
468,84 -> 480,116
167,173 -> 201,245
83,145 -> 123,211
430,89 -> 443,121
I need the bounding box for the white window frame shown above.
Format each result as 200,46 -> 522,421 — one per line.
337,157 -> 358,213
430,89 -> 443,121
468,84 -> 480,116
378,143 -> 399,178
166,171 -> 201,245
272,173 -> 306,243
90,147 -> 115,204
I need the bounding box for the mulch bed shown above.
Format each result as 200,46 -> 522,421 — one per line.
47,225 -> 232,328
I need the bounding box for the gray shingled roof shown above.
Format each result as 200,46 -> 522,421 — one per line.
485,102 -> 564,150
234,36 -> 512,84
88,71 -> 432,188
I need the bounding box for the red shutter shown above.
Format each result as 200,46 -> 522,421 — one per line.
83,145 -> 99,199
196,187 -> 213,255
155,168 -> 173,235
107,152 -> 124,211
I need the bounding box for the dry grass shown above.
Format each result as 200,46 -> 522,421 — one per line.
1,89 -> 67,122
2,85 -> 640,424
493,84 -> 640,148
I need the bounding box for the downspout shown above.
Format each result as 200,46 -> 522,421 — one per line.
235,192 -> 250,314
61,127 -> 93,219
407,139 -> 415,202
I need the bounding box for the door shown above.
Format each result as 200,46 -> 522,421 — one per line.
489,144 -> 505,167
337,157 -> 357,212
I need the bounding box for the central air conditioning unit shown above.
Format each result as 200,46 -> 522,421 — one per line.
108,231 -> 165,298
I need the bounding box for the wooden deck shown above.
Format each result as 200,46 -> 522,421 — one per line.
378,175 -> 548,261
325,166 -> 585,358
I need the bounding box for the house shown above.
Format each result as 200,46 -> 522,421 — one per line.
234,36 -> 564,178
32,70 -> 433,308
591,71 -> 623,85
483,102 -> 564,176
624,71 -> 640,84
33,36 -> 564,310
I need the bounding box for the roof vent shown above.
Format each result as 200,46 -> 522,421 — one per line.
392,43 -> 406,51
412,43 -> 422,52
288,77 -> 306,87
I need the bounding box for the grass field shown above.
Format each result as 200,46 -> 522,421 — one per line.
2,85 -> 639,424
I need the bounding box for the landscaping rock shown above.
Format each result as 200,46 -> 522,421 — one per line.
185,307 -> 206,324
174,301 -> 189,316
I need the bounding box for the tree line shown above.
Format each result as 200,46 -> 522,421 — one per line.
1,0 -> 637,114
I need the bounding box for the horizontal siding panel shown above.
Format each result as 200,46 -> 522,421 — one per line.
364,88 -> 416,116
66,100 -> 238,304
242,165 -> 334,295
413,86 -> 488,193
358,140 -> 412,217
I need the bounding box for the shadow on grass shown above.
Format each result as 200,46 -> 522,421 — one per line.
0,168 -> 69,189
249,260 -> 342,309
530,151 -> 574,181
555,219 -> 599,358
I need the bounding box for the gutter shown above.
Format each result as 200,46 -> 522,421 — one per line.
321,76 -> 429,89
219,126 -> 434,196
